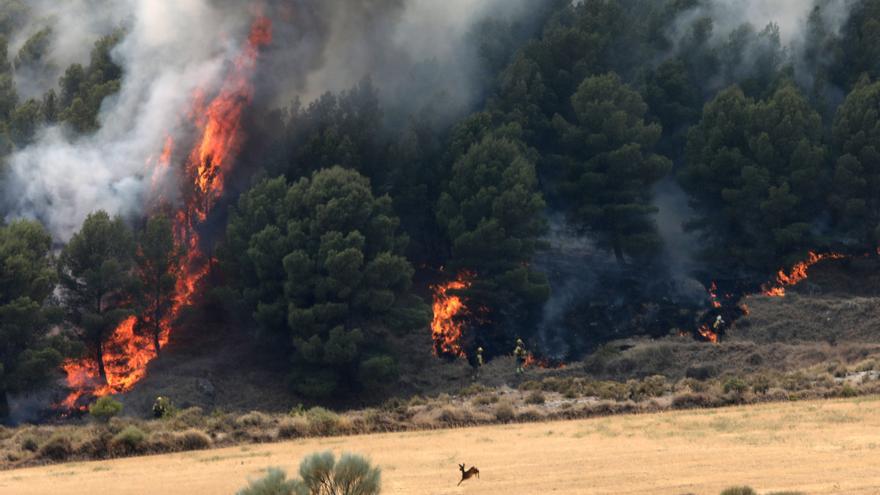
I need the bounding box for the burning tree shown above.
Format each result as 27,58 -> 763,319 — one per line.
135,214 -> 182,355
435,134 -> 549,357
57,211 -> 137,384
222,167 -> 429,398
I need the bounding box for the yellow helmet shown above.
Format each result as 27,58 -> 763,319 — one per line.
477,347 -> 483,352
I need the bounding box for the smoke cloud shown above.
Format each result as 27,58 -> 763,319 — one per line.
2,0 -> 542,241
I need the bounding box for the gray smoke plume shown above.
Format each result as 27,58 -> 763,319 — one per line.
3,0 -> 542,241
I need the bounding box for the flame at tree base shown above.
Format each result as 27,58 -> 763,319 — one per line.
762,251 -> 846,297
431,272 -> 472,358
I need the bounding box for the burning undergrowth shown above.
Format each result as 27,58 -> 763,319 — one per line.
59,17 -> 273,411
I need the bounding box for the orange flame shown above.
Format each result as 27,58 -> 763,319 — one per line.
60,17 -> 272,410
697,324 -> 719,344
708,281 -> 722,308
431,272 -> 472,358
524,353 -> 566,369
762,251 -> 846,297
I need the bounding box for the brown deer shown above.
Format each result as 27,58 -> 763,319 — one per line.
457,463 -> 480,486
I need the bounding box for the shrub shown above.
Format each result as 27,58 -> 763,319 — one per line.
277,417 -> 309,439
296,451 -> 381,495
720,487 -> 757,495
359,355 -> 399,389
237,467 -> 297,495
494,401 -> 515,422
840,384 -> 858,398
38,433 -> 72,461
723,378 -> 748,395
306,407 -> 341,436
525,391 -> 546,405
89,396 -> 123,423
471,394 -> 498,406
20,435 -> 39,452
685,365 -> 717,380
111,426 -> 146,454
176,429 -> 212,451
518,380 -> 542,391
750,375 -> 771,395
460,383 -> 490,396
236,411 -> 271,428
672,392 -> 717,409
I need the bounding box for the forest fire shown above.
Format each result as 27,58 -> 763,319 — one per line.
431,272 -> 473,358
524,353 -> 566,369
697,324 -> 719,344
762,251 -> 846,297
59,17 -> 272,410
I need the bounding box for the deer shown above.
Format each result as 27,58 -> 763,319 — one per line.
457,463 -> 480,486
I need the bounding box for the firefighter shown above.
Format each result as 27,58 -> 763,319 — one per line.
713,314 -> 725,331
152,396 -> 171,419
513,339 -> 527,374
473,347 -> 484,380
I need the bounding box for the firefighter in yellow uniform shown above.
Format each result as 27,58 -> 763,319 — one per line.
513,339 -> 527,374
473,347 -> 484,380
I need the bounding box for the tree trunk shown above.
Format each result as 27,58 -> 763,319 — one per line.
0,391 -> 9,424
96,342 -> 107,383
153,325 -> 161,357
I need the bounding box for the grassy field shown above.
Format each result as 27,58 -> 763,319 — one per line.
3,397 -> 880,494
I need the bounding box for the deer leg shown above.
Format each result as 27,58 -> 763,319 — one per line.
458,478 -> 463,486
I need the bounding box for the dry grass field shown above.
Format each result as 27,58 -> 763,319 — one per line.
3,397 -> 880,495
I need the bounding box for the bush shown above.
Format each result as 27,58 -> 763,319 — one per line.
38,433 -> 72,461
111,426 -> 146,454
471,394 -> 498,406
494,401 -> 515,422
176,429 -> 212,451
723,378 -> 749,395
672,392 -> 717,409
295,451 -> 381,495
306,407 -> 341,436
237,467 -> 297,495
20,435 -> 39,452
89,396 -> 123,423
720,487 -> 757,495
750,375 -> 771,395
359,355 -> 399,389
236,411 -> 272,428
840,384 -> 858,398
277,417 -> 309,439
525,391 -> 546,405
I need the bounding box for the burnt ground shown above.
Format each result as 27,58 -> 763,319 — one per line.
108,256 -> 880,418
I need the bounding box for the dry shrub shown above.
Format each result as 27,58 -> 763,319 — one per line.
518,380 -> 542,391
175,429 -> 212,451
146,431 -> 177,453
672,392 -> 718,409
515,407 -> 544,422
471,394 -> 498,406
38,433 -> 72,461
236,411 -> 272,428
306,407 -> 341,436
494,401 -> 515,422
277,417 -> 309,439
524,391 -> 546,405
720,487 -> 756,495
168,407 -> 205,429
19,435 -> 38,452
437,406 -> 471,426
111,425 -> 147,455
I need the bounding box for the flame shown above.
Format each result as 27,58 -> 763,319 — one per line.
431,272 -> 472,358
708,281 -> 722,308
59,17 -> 272,410
524,353 -> 566,369
762,251 -> 846,297
697,324 -> 719,344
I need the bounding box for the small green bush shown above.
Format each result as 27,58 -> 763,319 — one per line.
723,378 -> 748,395
38,433 -> 72,461
720,487 -> 756,495
89,396 -> 123,423
840,384 -> 858,398
111,425 -> 146,453
237,467 -> 297,495
525,391 -> 546,405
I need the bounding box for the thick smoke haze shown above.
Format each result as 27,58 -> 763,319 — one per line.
3,0 -> 539,241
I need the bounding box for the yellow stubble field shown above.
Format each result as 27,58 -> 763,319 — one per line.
2,397 -> 880,494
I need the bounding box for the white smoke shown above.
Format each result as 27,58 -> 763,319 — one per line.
3,0 -> 540,241
3,1 -> 250,240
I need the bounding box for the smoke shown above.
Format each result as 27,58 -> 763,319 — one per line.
2,0 -> 544,241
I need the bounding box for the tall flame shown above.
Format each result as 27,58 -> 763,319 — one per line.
431,272 -> 472,358
60,17 -> 272,410
762,251 -> 846,297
